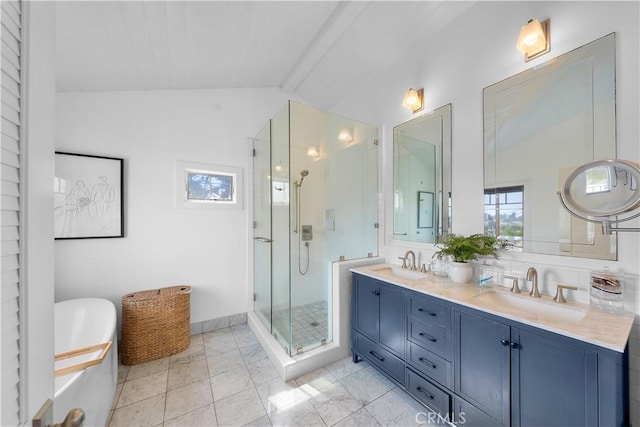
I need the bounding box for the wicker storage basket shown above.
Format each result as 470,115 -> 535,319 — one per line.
120,285 -> 191,365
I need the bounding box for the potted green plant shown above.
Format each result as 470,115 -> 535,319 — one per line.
435,233 -> 499,283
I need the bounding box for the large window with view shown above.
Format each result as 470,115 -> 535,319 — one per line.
484,186 -> 524,250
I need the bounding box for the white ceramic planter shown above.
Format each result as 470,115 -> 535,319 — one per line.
448,261 -> 473,283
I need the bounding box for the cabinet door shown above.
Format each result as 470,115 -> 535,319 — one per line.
379,283 -> 405,356
455,310 -> 510,425
354,275 -> 379,341
512,328 -> 598,426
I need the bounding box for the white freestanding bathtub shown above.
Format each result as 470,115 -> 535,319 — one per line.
54,298 -> 118,427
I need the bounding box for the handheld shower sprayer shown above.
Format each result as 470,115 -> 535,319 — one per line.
296,169 -> 309,187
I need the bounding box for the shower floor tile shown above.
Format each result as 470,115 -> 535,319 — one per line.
269,300 -> 329,352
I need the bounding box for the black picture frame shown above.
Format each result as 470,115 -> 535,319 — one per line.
54,152 -> 124,239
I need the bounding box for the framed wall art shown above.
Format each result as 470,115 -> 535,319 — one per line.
54,152 -> 124,239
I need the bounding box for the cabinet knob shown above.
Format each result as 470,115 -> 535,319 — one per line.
500,339 -> 510,346
371,290 -> 380,296
510,342 -> 520,350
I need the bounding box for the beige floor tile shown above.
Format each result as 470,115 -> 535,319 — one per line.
255,378 -> 311,414
365,388 -> 425,426
117,364 -> 130,384
167,357 -> 210,391
210,366 -> 254,401
163,402 -> 217,427
109,393 -> 165,426
339,367 -> 394,405
294,367 -> 338,392
111,382 -> 123,410
325,356 -> 368,380
117,371 -> 168,408
126,358 -> 169,381
333,407 -> 381,427
207,349 -> 246,377
267,400 -> 325,427
215,387 -> 267,427
239,343 -> 268,365
165,378 -> 214,421
310,382 -> 364,426
246,358 -> 280,386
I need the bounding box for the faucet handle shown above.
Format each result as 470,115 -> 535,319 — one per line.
553,284 -> 578,303
420,262 -> 429,273
504,274 -> 521,294
398,256 -> 407,269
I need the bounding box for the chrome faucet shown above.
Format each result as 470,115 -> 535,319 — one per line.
403,250 -> 417,271
527,267 -> 541,298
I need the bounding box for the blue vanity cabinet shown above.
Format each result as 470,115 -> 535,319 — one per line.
511,328 -> 598,426
352,273 -> 406,384
455,309 -> 510,425
455,307 -> 606,427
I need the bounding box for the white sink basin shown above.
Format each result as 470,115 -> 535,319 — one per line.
370,265 -> 428,281
473,289 -> 586,323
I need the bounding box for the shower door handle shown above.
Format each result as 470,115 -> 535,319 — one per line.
254,236 -> 273,243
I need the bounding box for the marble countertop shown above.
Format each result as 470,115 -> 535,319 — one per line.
351,263 -> 635,353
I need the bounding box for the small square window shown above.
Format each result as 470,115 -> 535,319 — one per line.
176,161 -> 243,210
186,171 -> 235,202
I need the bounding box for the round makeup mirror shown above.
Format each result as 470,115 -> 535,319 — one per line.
558,159 -> 640,233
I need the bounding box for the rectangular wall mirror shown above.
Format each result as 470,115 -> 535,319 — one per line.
393,104 -> 451,244
483,33 -> 616,259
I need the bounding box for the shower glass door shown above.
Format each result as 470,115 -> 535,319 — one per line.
252,121 -> 272,332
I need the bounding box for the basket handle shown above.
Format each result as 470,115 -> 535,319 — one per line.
54,341 -> 113,377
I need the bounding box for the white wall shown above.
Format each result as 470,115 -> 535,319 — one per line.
331,1 -> 640,422
55,88 -> 290,325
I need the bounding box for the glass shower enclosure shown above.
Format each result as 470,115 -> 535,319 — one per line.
252,101 -> 378,356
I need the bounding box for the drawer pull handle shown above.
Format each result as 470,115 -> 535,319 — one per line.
416,386 -> 435,400
418,332 -> 437,343
372,290 -> 380,296
418,357 -> 437,369
500,339 -> 510,346
418,308 -> 437,317
369,350 -> 385,362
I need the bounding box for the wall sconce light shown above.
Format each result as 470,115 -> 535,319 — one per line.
516,18 -> 550,62
338,128 -> 353,143
306,145 -> 319,158
402,88 -> 424,113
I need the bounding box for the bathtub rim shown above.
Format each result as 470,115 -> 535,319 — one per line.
53,297 -> 117,398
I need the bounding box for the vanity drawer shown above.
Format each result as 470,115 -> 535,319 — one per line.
407,342 -> 452,388
354,332 -> 404,385
406,367 -> 450,418
409,293 -> 451,329
409,318 -> 452,360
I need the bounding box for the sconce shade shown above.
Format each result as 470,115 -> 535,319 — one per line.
306,146 -> 319,158
338,128 -> 353,143
516,19 -> 550,61
402,88 -> 424,113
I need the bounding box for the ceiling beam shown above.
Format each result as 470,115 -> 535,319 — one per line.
280,1 -> 369,94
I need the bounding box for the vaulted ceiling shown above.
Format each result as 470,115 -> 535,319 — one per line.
56,1 -> 474,109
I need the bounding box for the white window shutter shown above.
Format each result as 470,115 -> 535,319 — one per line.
0,0 -> 23,425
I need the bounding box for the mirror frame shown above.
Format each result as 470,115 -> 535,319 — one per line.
559,159 -> 640,219
392,104 -> 452,245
